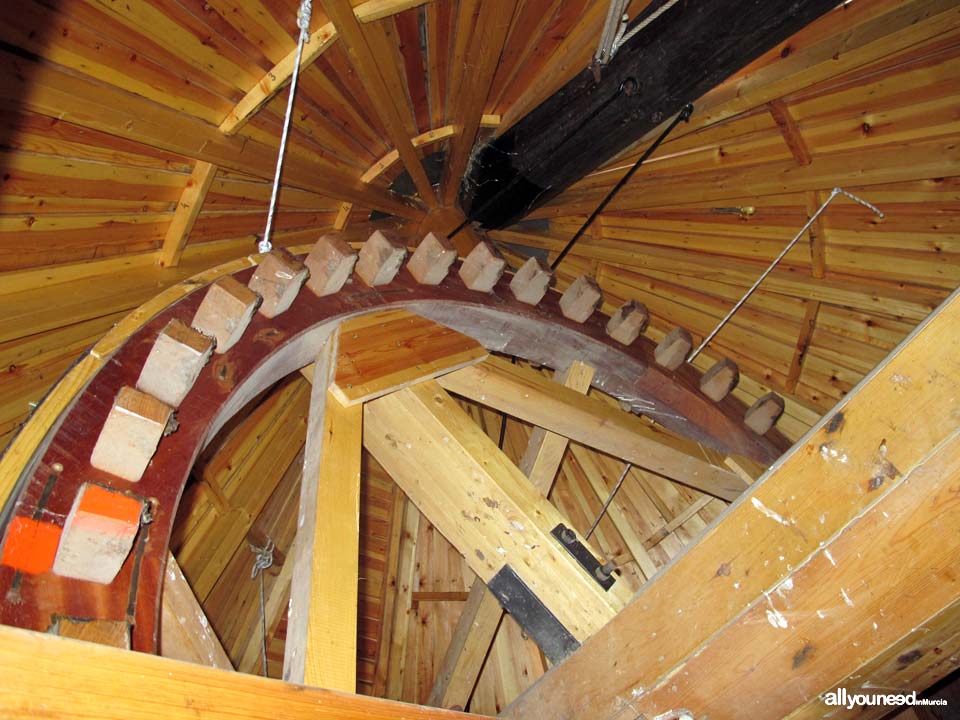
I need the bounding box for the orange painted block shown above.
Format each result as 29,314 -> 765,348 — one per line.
559,276 -> 602,323
304,234 -> 358,296
191,276 -> 260,354
53,484 -> 142,584
248,248 -> 309,318
459,241 -> 506,292
407,232 -> 457,285
1,516 -> 61,574
90,386 -> 172,482
356,230 -> 407,286
136,319 -> 214,408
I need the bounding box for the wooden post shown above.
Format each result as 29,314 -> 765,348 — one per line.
157,161 -> 217,268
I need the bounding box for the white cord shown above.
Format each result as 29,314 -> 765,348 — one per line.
260,0 -> 313,254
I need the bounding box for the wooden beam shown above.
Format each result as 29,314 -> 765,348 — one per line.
158,161 -> 218,268
438,357 -> 750,501
768,99 -> 812,166
429,362 -> 595,710
0,624 -> 474,719
303,391 -> 363,691
503,287 -> 960,720
384,497 -> 421,700
159,552 -> 234,670
321,0 -> 437,207
332,310 -> 487,406
364,380 -> 630,641
372,489 -> 411,696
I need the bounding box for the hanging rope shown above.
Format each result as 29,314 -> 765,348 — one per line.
249,537 -> 275,677
260,0 -> 313,254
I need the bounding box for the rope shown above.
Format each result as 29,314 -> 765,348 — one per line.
249,538 -> 275,677
614,0 -> 683,51
260,0 -> 313,254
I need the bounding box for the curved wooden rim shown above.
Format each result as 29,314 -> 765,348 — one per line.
0,244 -> 784,655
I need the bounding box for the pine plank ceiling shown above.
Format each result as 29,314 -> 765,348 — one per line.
0,0 -> 957,710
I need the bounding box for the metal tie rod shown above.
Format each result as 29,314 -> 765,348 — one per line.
687,187 -> 885,363
585,462 -> 632,541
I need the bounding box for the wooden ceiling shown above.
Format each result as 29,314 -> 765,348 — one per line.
0,0 -> 957,715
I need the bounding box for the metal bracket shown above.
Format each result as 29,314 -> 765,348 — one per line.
550,523 -> 617,591
488,564 -> 581,665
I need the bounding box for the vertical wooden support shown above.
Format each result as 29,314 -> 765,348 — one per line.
158,161 -> 217,268
805,190 -> 827,279
286,328 -> 364,690
303,391 -> 362,690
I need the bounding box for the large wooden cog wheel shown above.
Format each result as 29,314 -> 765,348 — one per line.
0,233 -> 785,663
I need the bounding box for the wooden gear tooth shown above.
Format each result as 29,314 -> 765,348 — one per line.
407,232 -> 457,285
136,319 -> 214,408
509,257 -> 553,305
699,358 -> 740,402
90,386 -> 172,482
191,276 -> 260,354
654,327 -> 693,370
605,300 -> 649,345
559,276 -> 603,323
248,248 -> 309,318
355,230 -> 407,286
304,233 -> 359,296
459,241 -> 507,292
745,391 -> 785,435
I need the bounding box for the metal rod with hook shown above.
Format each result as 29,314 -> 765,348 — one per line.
687,187 -> 885,363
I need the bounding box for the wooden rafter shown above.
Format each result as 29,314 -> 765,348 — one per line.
321,0 -> 438,208
438,357 -> 751,501
503,287 -> 960,720
157,161 -> 218,268
768,99 -> 812,166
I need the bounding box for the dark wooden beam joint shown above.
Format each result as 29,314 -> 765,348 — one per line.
459,0 -> 839,229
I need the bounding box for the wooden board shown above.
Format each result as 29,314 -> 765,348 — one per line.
332,310 -> 487,406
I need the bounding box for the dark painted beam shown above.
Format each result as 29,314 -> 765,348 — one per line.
459,0 -> 840,229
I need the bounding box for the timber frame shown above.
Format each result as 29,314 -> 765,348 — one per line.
1,230 -> 959,718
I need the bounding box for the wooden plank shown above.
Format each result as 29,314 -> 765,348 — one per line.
0,623 -> 474,719
159,552 -> 234,670
303,392 -> 363,691
0,47 -> 418,220
429,361 -> 595,710
321,0 -> 437,207
502,287 -> 960,720
283,329 -> 339,684
333,309 -> 487,406
364,380 -> 630,641
158,161 -> 218,268
438,357 -> 750,501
